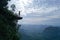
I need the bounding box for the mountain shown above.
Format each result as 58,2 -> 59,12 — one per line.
19,24 -> 60,40
42,27 -> 60,40
18,24 -> 49,40
19,25 -> 60,40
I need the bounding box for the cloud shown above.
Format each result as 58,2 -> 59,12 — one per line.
8,0 -> 33,15
18,17 -> 49,24
8,0 -> 60,16
18,14 -> 60,25
47,15 -> 60,19
8,0 -> 60,25
25,7 -> 59,14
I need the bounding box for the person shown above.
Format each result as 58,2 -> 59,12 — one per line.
18,11 -> 22,19
19,11 -> 20,16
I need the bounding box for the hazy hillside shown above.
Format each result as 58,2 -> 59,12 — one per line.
19,25 -> 60,40
19,25 -> 50,40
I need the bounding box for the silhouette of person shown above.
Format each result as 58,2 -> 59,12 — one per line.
19,11 -> 20,16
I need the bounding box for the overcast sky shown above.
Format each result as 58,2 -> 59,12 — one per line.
8,0 -> 60,26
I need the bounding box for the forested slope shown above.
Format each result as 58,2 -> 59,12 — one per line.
0,0 -> 22,40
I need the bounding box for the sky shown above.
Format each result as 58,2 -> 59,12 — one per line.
8,0 -> 60,26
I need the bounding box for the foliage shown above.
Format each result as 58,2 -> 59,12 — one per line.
11,4 -> 16,11
0,0 -> 22,40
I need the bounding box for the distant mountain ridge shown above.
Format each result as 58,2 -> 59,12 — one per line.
19,25 -> 48,40
19,24 -> 60,40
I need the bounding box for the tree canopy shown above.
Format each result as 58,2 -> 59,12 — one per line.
0,0 -> 22,40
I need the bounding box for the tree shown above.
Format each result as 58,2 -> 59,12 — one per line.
11,4 -> 16,11
0,0 -> 22,40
